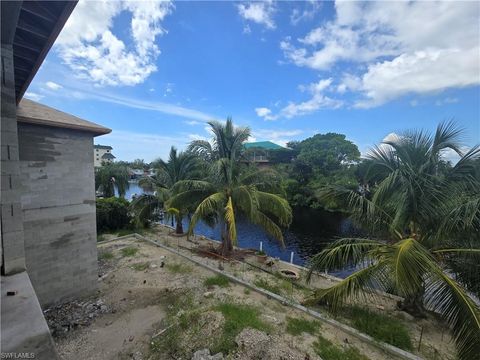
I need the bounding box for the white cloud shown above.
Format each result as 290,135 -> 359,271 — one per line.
237,1 -> 276,29
290,1 -> 321,26
256,78 -> 342,120
45,81 -> 62,90
280,1 -> 480,108
184,120 -> 202,126
435,97 -> 459,106
56,86 -> 215,121
56,0 -> 173,86
255,107 -> 276,120
24,92 -> 44,101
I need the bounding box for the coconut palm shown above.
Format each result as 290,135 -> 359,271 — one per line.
171,118 -> 292,254
95,163 -> 130,198
188,117 -> 250,162
131,147 -> 199,231
308,121 -> 480,359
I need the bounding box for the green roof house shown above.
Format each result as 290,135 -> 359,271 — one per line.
243,141 -> 285,164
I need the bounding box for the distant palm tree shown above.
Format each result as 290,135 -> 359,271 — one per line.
95,163 -> 130,198
171,118 -> 292,254
131,147 -> 199,232
308,121 -> 480,359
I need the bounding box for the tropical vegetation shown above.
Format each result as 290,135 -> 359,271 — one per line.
95,162 -> 130,198
131,146 -> 199,231
307,121 -> 480,359
169,118 -> 292,254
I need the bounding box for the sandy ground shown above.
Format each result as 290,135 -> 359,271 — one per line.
52,229 -> 456,360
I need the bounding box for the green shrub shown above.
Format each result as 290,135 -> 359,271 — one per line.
343,306 -> 413,351
204,275 -> 230,288
96,197 -> 132,232
121,246 -> 138,257
313,335 -> 368,360
212,303 -> 270,355
286,317 -> 320,336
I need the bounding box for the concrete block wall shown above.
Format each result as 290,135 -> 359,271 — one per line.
1,43 -> 26,274
18,123 -> 98,306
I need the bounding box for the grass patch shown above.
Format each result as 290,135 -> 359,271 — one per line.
204,275 -> 230,288
120,246 -> 138,257
243,288 -> 251,295
286,316 -> 320,336
151,292 -> 197,358
343,306 -> 413,351
212,303 -> 270,355
131,262 -> 150,271
97,234 -> 106,242
165,262 -> 192,274
313,335 -> 369,360
98,251 -> 114,260
253,278 -> 282,295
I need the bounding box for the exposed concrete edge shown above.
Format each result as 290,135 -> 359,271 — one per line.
132,233 -> 422,360
1,272 -> 59,359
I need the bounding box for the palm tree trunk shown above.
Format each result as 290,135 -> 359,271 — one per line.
397,288 -> 427,318
175,215 -> 183,234
218,219 -> 233,256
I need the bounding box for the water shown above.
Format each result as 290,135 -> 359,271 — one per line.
126,181 -> 360,277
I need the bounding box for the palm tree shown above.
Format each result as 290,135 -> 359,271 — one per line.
307,121 -> 480,359
171,118 -> 292,255
131,147 -> 199,232
95,163 -> 130,198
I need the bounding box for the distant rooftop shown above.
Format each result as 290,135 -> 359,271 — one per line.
17,98 -> 111,136
94,144 -> 113,150
244,141 -> 284,150
101,153 -> 116,160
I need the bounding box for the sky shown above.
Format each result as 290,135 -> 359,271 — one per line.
26,0 -> 480,162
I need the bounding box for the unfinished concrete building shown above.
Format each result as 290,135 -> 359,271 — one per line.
1,1 -> 110,358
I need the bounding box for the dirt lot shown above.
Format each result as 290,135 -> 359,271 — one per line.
48,230 -> 456,360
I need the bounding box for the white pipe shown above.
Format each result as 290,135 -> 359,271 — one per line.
259,241 -> 263,252
290,251 -> 294,264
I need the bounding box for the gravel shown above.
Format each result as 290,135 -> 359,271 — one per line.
44,298 -> 111,337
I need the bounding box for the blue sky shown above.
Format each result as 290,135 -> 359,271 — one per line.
27,1 -> 480,162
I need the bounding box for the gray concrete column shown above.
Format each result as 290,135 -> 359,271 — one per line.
1,43 -> 26,274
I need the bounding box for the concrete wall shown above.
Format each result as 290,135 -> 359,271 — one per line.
18,123 -> 98,306
1,43 -> 26,275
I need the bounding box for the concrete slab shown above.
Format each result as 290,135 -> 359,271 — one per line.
1,272 -> 58,359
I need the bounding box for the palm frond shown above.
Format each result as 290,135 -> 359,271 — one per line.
309,262 -> 388,312
307,238 -> 385,277
252,210 -> 285,247
425,269 -> 480,359
256,191 -> 292,227
188,192 -> 225,236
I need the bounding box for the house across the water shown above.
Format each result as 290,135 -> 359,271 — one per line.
244,141 -> 286,164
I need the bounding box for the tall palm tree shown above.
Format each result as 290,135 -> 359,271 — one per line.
308,121 -> 480,359
171,118 -> 292,254
95,163 -> 130,198
131,147 -> 199,231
